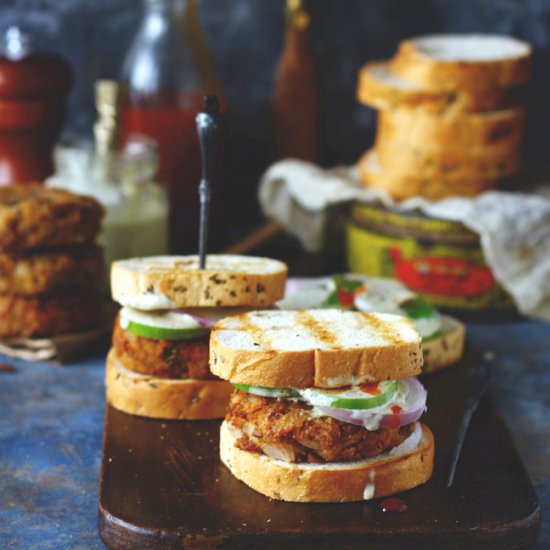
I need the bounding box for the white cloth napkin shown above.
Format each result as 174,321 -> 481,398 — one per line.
258,159 -> 550,321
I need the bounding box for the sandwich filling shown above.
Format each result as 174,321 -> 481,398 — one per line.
114,306 -> 271,380
226,377 -> 427,464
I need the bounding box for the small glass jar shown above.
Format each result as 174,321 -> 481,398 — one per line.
46,136 -> 169,281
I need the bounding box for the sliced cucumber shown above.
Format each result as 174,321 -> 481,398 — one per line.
120,307 -> 210,341
300,380 -> 398,410
124,321 -> 210,341
232,383 -> 300,399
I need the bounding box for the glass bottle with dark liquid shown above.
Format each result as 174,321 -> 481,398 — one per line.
120,0 -> 223,253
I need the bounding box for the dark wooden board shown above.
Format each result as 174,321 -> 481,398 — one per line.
98,348 -> 540,549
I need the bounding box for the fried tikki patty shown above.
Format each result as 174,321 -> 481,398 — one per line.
0,184 -> 103,253
112,318 -> 214,380
0,289 -> 102,337
227,390 -> 414,464
0,245 -> 104,295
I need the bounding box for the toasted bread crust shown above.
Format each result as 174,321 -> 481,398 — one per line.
106,349 -> 232,419
220,420 -> 434,502
391,35 -> 531,92
376,139 -> 519,179
357,61 -> 509,114
377,108 -> 525,152
357,149 -> 499,201
111,255 -> 287,308
0,184 -> 103,253
422,316 -> 466,374
209,310 -> 423,388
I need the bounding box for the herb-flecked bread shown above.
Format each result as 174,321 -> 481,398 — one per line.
111,255 -> 288,309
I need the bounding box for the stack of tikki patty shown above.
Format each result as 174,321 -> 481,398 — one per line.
0,184 -> 104,338
106,255 -> 288,420
356,34 -> 531,200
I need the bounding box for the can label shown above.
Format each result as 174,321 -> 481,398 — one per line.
346,213 -> 514,311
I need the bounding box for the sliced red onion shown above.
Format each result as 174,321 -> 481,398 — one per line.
314,378 -> 427,431
174,306 -> 276,328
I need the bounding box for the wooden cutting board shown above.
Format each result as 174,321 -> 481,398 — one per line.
98,349 -> 540,549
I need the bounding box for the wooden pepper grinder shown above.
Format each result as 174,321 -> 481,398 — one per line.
0,27 -> 72,185
272,0 -> 321,163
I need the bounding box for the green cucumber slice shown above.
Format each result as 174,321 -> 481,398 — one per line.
232,383 -> 300,398
125,321 -> 210,341
302,380 -> 398,410
120,307 -> 210,341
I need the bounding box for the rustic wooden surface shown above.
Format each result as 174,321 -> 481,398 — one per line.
98,345 -> 540,549
1,321 -> 548,549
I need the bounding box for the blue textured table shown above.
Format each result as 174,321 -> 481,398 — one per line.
1,321 -> 549,549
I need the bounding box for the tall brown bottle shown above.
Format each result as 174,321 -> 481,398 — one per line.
272,0 -> 321,163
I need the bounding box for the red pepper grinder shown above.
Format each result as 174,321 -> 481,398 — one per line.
0,26 -> 72,185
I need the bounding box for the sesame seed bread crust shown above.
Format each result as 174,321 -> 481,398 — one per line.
357,149 -> 498,201
210,310 -> 423,388
357,61 -> 509,114
111,255 -> 288,309
422,316 -> 466,374
0,184 -> 104,253
220,420 -> 434,502
391,34 -> 532,93
106,349 -> 232,420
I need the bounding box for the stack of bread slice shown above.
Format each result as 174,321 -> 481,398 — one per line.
356,34 -> 532,201
0,184 -> 104,338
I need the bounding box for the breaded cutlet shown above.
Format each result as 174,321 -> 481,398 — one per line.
0,184 -> 104,253
0,244 -> 104,295
0,288 -> 102,337
112,316 -> 214,380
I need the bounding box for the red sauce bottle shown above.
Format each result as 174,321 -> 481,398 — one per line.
119,0 -> 225,253
0,27 -> 72,185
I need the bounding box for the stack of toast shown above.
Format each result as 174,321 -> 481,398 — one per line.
0,184 -> 104,338
356,34 -> 531,200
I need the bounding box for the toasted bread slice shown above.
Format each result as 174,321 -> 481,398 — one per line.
357,149 -> 499,201
422,316 -> 466,374
391,34 -> 531,92
210,310 -> 423,388
105,349 -> 232,420
377,107 -> 525,152
357,61 -> 509,113
220,420 -> 434,502
111,255 -> 287,309
376,139 -> 519,179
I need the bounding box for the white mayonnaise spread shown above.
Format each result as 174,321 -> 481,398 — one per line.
300,380 -> 410,431
363,470 -> 376,500
117,293 -> 175,310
